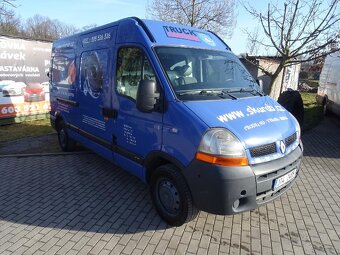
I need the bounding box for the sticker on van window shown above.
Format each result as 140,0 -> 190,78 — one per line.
163,26 -> 200,42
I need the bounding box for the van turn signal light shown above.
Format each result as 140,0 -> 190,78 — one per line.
196,152 -> 249,166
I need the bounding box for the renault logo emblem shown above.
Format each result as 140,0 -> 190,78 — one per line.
280,141 -> 286,154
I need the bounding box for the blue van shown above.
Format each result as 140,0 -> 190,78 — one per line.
49,17 -> 303,226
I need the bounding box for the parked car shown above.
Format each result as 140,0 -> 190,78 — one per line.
0,80 -> 15,94
24,83 -> 45,102
2,82 -> 26,97
41,82 -> 50,94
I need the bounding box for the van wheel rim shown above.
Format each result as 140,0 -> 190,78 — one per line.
158,179 -> 180,215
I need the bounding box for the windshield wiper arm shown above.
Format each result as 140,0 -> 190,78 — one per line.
221,90 -> 238,99
240,88 -> 264,96
178,90 -> 216,96
223,88 -> 264,96
178,89 -> 237,99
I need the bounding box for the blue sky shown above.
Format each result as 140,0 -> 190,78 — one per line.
13,0 -> 271,54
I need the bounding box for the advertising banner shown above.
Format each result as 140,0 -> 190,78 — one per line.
0,36 -> 52,120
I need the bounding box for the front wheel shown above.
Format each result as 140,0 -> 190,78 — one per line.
57,120 -> 76,152
150,164 -> 199,226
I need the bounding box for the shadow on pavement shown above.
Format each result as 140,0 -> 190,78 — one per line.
302,115 -> 340,159
0,153 -> 167,234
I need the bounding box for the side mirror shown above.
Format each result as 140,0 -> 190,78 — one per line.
136,79 -> 160,113
256,79 -> 264,91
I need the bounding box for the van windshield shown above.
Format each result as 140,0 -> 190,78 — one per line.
155,47 -> 261,100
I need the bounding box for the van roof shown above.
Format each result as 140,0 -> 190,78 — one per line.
142,19 -> 230,50
53,17 -> 231,52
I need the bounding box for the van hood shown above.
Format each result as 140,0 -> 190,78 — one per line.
183,96 -> 299,149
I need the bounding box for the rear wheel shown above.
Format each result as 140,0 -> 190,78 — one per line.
150,164 -> 199,226
57,120 -> 76,152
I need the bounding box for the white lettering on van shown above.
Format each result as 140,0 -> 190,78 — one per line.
216,104 -> 289,124
244,120 -> 266,131
246,104 -> 276,115
217,110 -> 245,122
82,32 -> 111,46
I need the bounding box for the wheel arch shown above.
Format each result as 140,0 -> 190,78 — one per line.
144,151 -> 186,184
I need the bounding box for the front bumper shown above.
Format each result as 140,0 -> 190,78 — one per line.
183,144 -> 303,215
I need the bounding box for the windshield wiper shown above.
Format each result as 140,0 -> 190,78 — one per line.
178,89 -> 236,99
220,89 -> 238,99
223,88 -> 264,96
240,88 -> 264,96
177,90 -> 213,96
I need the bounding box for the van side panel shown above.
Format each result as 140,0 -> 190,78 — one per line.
162,101 -> 208,166
50,26 -> 119,164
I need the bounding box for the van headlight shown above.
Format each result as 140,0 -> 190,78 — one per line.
196,128 -> 248,166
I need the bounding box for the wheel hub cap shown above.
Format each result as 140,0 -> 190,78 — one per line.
158,180 -> 180,215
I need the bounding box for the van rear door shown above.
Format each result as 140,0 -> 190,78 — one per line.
77,49 -> 116,153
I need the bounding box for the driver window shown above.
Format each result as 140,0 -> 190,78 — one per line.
116,47 -> 156,101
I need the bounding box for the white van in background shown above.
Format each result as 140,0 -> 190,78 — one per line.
317,51 -> 340,116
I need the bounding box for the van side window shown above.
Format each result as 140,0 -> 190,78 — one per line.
80,50 -> 108,99
51,55 -> 76,87
116,47 -> 156,100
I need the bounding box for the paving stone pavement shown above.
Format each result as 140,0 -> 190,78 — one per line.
0,117 -> 339,255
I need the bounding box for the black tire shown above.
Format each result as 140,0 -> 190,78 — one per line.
150,164 -> 199,226
57,120 -> 76,152
278,90 -> 304,127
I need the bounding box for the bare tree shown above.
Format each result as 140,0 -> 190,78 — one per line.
147,0 -> 236,38
0,0 -> 20,35
243,0 -> 339,97
24,14 -> 77,41
246,25 -> 261,55
0,8 -> 22,36
0,0 -> 16,16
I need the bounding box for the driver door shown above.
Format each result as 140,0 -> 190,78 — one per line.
112,46 -> 163,178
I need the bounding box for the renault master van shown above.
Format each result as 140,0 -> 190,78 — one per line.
50,17 -> 303,226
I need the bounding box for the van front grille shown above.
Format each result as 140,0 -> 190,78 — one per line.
249,143 -> 276,158
285,133 -> 297,147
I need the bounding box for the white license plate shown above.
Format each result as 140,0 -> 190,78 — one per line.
273,168 -> 297,190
